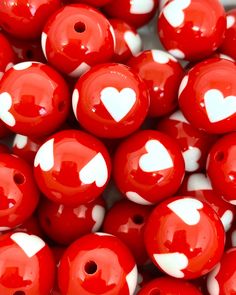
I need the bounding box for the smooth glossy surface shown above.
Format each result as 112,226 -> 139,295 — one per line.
145,196 -> 225,279
0,33 -> 15,79
0,62 -> 70,137
179,58 -> 236,134
58,233 -> 138,295
114,130 -> 185,205
158,0 -> 226,61
34,130 -> 111,206
42,4 -> 115,77
73,63 -> 149,138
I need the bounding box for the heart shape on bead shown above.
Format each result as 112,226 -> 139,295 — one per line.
124,31 -> 142,56
126,191 -> 153,205
130,0 -> 154,14
187,173 -> 212,191
163,0 -> 191,28
220,210 -> 233,232
151,50 -> 177,64
183,147 -> 201,172
126,265 -> 138,295
0,92 -> 16,127
34,138 -> 54,172
13,134 -> 28,149
169,110 -> 189,124
139,140 -> 173,173
11,232 -> 45,258
91,205 -> 106,232
207,263 -> 220,295
204,89 -> 236,123
79,153 -> 108,188
100,87 -> 136,122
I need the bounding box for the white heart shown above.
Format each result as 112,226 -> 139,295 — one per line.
5,62 -> 14,72
169,110 -> 189,124
183,147 -> 201,172
218,53 -> 234,62
151,49 -> 177,64
41,32 -> 48,60
229,200 -> 236,205
13,62 -> 32,71
187,173 -> 212,191
11,232 -> 46,258
167,198 -> 203,225
79,153 -> 108,188
91,205 -> 106,232
13,134 -> 28,149
126,191 -> 153,205
227,15 -> 235,29
178,75 -> 189,97
130,0 -> 154,14
69,62 -> 91,78
153,252 -> 189,278
163,0 -> 191,28
100,87 -> 136,122
72,89 -> 79,120
34,138 -> 54,172
139,140 -> 173,173
220,210 -> 233,232
207,263 -> 220,295
0,92 -> 16,127
126,265 -> 138,295
168,49 -> 185,59
204,89 -> 236,123
124,31 -> 142,56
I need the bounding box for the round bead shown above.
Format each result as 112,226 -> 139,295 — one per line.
0,33 -> 15,80
34,130 -> 111,206
72,63 -> 149,138
144,196 -> 225,279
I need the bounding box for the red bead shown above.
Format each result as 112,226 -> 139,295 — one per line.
207,248 -> 236,295
113,130 -> 185,205
67,0 -> 112,7
0,143 -> 10,154
0,154 -> 39,231
0,121 -> 11,138
104,0 -> 159,28
179,58 -> 236,134
128,50 -> 184,117
0,33 -> 15,80
157,110 -> 216,172
144,196 -> 225,279
13,215 -> 45,238
137,277 -> 202,295
0,0 -> 61,40
207,132 -> 236,205
58,233 -> 138,295
0,62 -> 70,137
42,4 -> 115,77
158,0 -> 226,61
0,232 -> 55,295
72,63 -> 149,138
103,199 -> 152,265
34,130 -> 111,206
38,197 -> 106,245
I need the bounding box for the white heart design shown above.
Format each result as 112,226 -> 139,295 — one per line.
187,173 -> 212,191
79,153 -> 108,188
178,75 -> 189,97
126,265 -> 138,295
5,62 -> 14,72
13,62 -> 33,71
34,138 -> 54,171
168,49 -> 185,59
220,210 -> 233,232
91,205 -> 106,232
13,134 -> 28,149
0,92 -> 16,127
183,147 -> 201,172
163,0 -> 191,28
69,62 -> 91,78
218,53 -> 234,62
124,31 -> 142,56
11,232 -> 46,258
229,200 -> 236,205
151,49 -> 177,64
139,140 -> 173,173
130,0 -> 154,14
204,89 -> 236,123
41,32 -> 48,60
167,198 -> 203,225
100,87 -> 136,122
154,252 -> 189,278
126,191 -> 153,205
169,110 -> 189,124
72,89 -> 79,120
207,263 -> 220,295
227,15 -> 235,29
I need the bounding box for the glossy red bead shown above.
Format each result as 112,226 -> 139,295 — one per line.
38,197 -> 106,245
42,4 -> 115,77
103,199 -> 152,265
128,50 -> 184,117
72,63 -> 149,138
158,0 -> 226,61
0,154 -> 39,231
145,196 -> 225,279
34,130 -> 111,206
0,33 -> 15,80
179,58 -> 236,134
0,62 -> 70,137
58,233 -> 138,295
0,232 -> 55,295
113,130 -> 185,205
207,132 -> 236,205
67,0 -> 112,7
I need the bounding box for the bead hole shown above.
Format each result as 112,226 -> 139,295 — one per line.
84,261 -> 97,275
58,101 -> 66,112
215,151 -> 224,162
13,173 -> 25,185
13,291 -> 26,295
132,214 -> 144,225
74,22 -> 86,33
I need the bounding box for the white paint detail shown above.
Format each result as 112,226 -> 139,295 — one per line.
34,138 -> 54,171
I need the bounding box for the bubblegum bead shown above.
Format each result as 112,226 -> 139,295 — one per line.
0,33 -> 15,80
